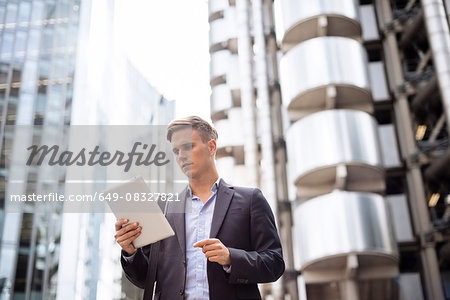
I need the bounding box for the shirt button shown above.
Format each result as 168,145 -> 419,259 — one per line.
197,283 -> 201,287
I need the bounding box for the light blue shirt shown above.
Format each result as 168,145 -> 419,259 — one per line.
184,178 -> 220,300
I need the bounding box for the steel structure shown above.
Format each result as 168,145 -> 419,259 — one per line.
209,0 -> 450,299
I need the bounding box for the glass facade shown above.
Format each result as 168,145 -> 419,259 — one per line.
0,0 -> 81,299
1,1 -> 175,299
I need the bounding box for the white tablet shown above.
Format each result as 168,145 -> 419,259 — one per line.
105,176 -> 175,248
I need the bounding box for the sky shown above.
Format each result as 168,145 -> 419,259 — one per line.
114,0 -> 212,121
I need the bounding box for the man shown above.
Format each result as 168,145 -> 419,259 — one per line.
114,116 -> 284,300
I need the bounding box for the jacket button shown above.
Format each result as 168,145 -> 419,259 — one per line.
179,289 -> 184,296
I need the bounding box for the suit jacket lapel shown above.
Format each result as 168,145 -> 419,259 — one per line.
210,179 -> 234,238
169,187 -> 187,258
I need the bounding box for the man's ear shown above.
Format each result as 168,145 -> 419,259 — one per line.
208,139 -> 217,156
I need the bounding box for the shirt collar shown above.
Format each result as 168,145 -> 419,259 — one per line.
187,177 -> 221,198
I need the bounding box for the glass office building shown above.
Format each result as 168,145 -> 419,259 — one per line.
0,0 -> 81,298
0,0 -> 175,299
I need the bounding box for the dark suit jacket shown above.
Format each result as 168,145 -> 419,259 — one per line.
121,179 -> 285,300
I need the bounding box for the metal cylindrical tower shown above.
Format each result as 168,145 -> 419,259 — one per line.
275,0 -> 399,299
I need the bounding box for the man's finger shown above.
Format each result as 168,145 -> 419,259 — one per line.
193,238 -> 214,247
119,231 -> 141,247
115,218 -> 129,231
116,226 -> 141,243
207,256 -> 220,263
202,243 -> 221,253
193,238 -> 218,248
204,250 -> 222,258
116,222 -> 139,237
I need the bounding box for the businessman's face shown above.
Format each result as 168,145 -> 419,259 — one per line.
171,128 -> 216,179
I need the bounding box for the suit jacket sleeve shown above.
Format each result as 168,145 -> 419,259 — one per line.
120,246 -> 150,289
120,200 -> 166,289
227,188 -> 285,284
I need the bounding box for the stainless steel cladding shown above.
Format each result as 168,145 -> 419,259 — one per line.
209,6 -> 238,52
279,37 -> 373,121
360,4 -> 379,42
208,0 -> 230,16
293,190 -> 398,283
214,108 -> 245,163
422,0 -> 450,134
274,0 -> 361,49
210,50 -> 241,122
286,109 -> 384,198
211,84 -> 236,121
210,50 -> 240,89
368,61 -> 390,102
378,124 -> 402,168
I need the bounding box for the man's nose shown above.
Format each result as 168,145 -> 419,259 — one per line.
178,149 -> 188,160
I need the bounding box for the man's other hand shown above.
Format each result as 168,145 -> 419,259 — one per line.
193,238 -> 231,266
115,218 -> 141,256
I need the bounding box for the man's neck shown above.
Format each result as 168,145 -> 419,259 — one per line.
189,172 -> 219,197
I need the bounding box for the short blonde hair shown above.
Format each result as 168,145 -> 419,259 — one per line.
166,116 -> 218,143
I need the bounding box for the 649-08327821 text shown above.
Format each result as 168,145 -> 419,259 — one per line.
9,192 -> 180,202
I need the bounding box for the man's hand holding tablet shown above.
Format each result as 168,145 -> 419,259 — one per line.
114,219 -> 141,256
107,177 -> 175,252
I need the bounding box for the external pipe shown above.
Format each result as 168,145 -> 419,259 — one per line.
251,0 -> 283,299
236,0 -> 259,187
445,0 -> 450,25
424,149 -> 450,187
252,0 -> 277,235
399,10 -> 424,48
265,2 -> 299,299
422,0 -> 450,134
411,75 -> 439,112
